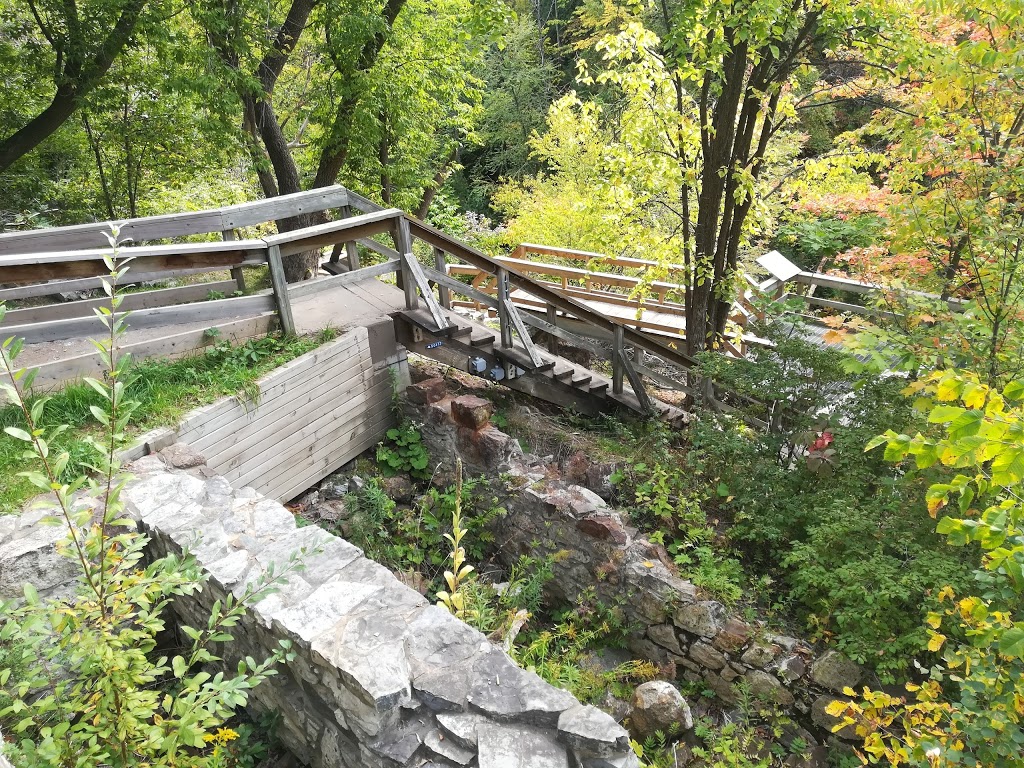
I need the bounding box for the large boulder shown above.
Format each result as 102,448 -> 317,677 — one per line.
627,681 -> 693,739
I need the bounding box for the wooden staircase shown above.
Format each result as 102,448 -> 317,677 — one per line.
393,305 -> 689,426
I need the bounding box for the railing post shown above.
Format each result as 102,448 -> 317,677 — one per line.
266,244 -> 296,336
339,205 -> 361,271
612,325 -> 624,395
221,229 -> 247,292
497,268 -> 513,348
546,304 -> 558,354
433,247 -> 450,309
395,217 -> 418,311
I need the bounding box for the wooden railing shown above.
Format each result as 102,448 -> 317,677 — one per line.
0,187 -> 777,425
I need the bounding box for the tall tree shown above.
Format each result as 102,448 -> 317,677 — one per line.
0,0 -> 156,173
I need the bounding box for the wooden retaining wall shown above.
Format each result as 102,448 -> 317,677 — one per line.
125,326 -> 400,502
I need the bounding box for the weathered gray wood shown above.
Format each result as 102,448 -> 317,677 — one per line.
266,244 -> 296,336
0,264 -> 262,302
221,186 -> 350,229
263,209 -> 401,252
252,378 -> 392,498
0,280 -> 237,326
285,259 -> 400,300
394,217 -> 418,311
192,338 -> 372,460
6,313 -> 276,392
273,406 -> 394,503
401,247 -> 449,331
221,229 -> 247,292
619,349 -> 653,413
0,292 -> 276,344
496,268 -> 513,348
433,248 -> 450,309
420,266 -> 497,308
518,307 -> 603,357
210,361 -> 378,476
790,293 -> 898,319
500,297 -> 543,367
234,376 -> 390,493
545,305 -> 558,354
612,325 -> 625,395
339,205 -> 361,270
345,189 -> 387,214
0,186 -> 352,256
355,237 -> 399,260
178,333 -> 366,442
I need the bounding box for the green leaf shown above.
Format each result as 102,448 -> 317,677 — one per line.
928,405 -> 966,423
171,656 -> 187,678
4,427 -> 32,442
997,626 -> 1024,658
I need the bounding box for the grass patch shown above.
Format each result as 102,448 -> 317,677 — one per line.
0,329 -> 336,514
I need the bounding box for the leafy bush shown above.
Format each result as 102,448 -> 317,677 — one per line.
0,249 -> 298,766
376,422 -> 431,479
773,214 -> 884,271
692,325 -> 973,676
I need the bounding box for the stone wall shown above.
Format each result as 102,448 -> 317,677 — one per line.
0,449 -> 636,768
405,379 -> 862,749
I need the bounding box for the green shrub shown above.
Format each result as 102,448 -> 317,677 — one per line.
376,422 -> 431,479
0,247 -> 298,766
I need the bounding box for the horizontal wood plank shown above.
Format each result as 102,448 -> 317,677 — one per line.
0,281 -> 237,326
175,331 -> 368,441
191,341 -> 374,461
1,292 -> 275,344
5,313 -> 276,392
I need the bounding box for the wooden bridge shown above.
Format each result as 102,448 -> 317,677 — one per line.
0,186 -> 866,431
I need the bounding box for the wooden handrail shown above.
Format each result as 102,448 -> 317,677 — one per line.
0,186 -> 352,255
517,242 -> 687,272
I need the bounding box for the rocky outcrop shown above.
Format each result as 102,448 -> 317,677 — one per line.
407,388 -> 866,747
0,453 -> 636,768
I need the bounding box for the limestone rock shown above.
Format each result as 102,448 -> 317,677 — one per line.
557,704 -> 630,757
674,601 -> 726,638
712,618 -> 752,653
468,649 -> 577,727
320,475 -> 350,500
477,722 -> 569,768
423,728 -> 475,765
744,670 -> 795,706
688,641 -> 726,671
647,624 -> 684,656
451,395 -> 493,429
739,642 -> 780,669
158,442 -> 206,469
436,712 -> 489,750
576,514 -> 627,544
809,650 -> 861,693
380,475 -> 415,503
627,681 -> 692,738
778,655 -> 807,683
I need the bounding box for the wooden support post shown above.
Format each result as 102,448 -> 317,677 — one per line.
340,205 -> 361,271
433,247 -> 450,309
497,268 -> 513,348
395,217 -> 418,311
266,244 -> 296,336
221,229 -> 247,293
612,325 -> 624,395
546,304 -> 558,354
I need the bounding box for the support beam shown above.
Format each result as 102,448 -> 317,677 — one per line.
339,205 -> 361,270
266,244 -> 296,336
221,229 -> 247,292
612,325 -> 624,395
546,305 -> 558,354
394,217 -> 417,310
433,247 -> 450,309
496,268 -> 513,349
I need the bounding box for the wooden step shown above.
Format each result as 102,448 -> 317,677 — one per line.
589,382 -> 609,395
450,325 -> 473,338
571,372 -> 592,387
470,332 -> 495,347
553,366 -> 574,381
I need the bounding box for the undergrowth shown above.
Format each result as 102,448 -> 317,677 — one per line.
0,330 -> 335,514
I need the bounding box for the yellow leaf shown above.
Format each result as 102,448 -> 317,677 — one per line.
825,700 -> 849,717
927,633 -> 946,652
926,612 -> 942,629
